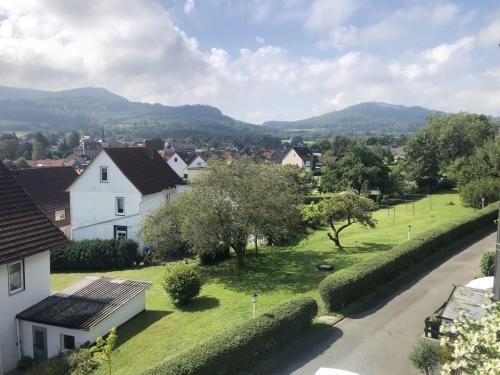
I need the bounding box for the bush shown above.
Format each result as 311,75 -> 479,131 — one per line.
480,251 -> 496,276
408,339 -> 442,375
198,244 -> 231,265
51,239 -> 138,271
142,296 -> 318,375
459,177 -> 500,208
163,262 -> 202,305
17,356 -> 33,370
319,202 -> 498,310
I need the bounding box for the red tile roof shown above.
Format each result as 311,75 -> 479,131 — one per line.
0,161 -> 68,265
104,147 -> 184,195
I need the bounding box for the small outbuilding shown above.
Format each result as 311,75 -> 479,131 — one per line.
17,275 -> 151,361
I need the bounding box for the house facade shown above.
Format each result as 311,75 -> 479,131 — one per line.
164,151 -> 208,180
73,140 -> 102,160
281,147 -> 312,168
69,141 -> 184,244
14,166 -> 78,238
0,161 -> 68,373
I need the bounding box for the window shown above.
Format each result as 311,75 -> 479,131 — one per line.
8,260 -> 24,294
114,225 -> 128,239
115,197 -> 125,215
62,334 -> 75,350
55,209 -> 65,222
197,161 -> 202,167
174,157 -> 178,162
100,166 -> 108,182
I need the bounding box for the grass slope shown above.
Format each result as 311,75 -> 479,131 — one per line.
51,192 -> 474,374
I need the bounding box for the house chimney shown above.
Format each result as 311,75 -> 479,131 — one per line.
493,205 -> 500,300
144,139 -> 155,160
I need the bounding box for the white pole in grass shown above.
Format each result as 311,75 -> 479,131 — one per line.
252,293 -> 257,318
407,225 -> 412,241
481,197 -> 485,209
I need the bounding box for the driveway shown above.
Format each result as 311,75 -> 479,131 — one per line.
272,231 -> 496,375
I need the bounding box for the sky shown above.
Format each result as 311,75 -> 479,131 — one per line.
0,0 -> 499,123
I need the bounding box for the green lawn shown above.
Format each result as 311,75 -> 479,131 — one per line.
51,192 -> 475,375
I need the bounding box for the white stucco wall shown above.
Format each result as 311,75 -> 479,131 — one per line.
69,151 -> 180,244
19,292 -> 146,360
0,251 -> 50,373
281,150 -> 308,168
166,153 -> 188,178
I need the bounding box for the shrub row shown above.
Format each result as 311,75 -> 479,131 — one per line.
142,296 -> 318,375
319,202 -> 498,311
51,239 -> 138,271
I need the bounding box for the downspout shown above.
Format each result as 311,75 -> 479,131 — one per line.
16,318 -> 22,360
493,204 -> 500,301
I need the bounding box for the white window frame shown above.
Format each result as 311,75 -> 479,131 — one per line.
114,225 -> 128,239
8,260 -> 24,295
115,197 -> 125,216
100,166 -> 109,183
61,334 -> 75,351
55,209 -> 66,222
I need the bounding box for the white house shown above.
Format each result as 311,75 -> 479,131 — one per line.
164,151 -> 208,180
68,140 -> 184,243
0,160 -> 69,373
0,160 -> 153,372
281,147 -> 313,168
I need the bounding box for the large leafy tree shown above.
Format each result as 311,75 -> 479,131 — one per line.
404,129 -> 440,187
313,191 -> 376,249
143,159 -> 301,268
320,141 -> 390,193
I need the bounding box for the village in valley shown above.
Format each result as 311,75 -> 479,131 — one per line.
0,2 -> 499,375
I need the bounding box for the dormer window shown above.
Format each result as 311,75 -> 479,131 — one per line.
100,167 -> 108,182
174,157 -> 178,162
8,260 -> 24,295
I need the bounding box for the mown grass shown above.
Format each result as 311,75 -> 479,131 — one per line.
51,192 -> 474,375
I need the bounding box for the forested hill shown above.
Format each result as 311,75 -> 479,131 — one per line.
0,86 -> 271,145
263,102 -> 443,134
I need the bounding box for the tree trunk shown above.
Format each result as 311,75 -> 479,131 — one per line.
254,236 -> 259,256
235,248 -> 245,268
327,232 -> 343,249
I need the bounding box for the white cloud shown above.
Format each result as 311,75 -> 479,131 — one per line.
0,0 -> 498,123
256,35 -> 265,45
183,0 -> 195,14
305,0 -> 359,32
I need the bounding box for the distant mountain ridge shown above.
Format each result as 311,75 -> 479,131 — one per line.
0,86 -> 446,139
0,86 -> 257,141
263,102 -> 443,134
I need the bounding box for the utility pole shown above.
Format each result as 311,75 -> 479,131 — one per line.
493,205 -> 500,301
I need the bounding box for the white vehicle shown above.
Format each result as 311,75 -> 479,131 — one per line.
315,368 -> 360,375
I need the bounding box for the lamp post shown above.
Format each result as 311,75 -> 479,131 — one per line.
252,293 -> 257,318
407,224 -> 412,241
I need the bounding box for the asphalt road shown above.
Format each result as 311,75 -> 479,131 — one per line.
273,231 -> 496,375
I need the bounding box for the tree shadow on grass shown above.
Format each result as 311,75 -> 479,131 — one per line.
202,241 -> 393,295
116,309 -> 171,347
179,296 -> 220,312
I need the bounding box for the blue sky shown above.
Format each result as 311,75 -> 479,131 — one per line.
0,0 -> 499,122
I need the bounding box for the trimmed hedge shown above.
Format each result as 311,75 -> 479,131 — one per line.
142,296 -> 318,375
51,239 -> 138,271
319,202 -> 498,311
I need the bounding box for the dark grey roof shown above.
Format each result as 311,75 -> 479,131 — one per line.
292,146 -> 311,161
176,151 -> 198,165
17,276 -> 151,330
0,161 -> 68,265
104,147 -> 184,195
13,167 -> 78,212
439,285 -> 491,325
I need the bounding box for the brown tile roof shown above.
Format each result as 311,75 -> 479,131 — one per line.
27,159 -> 66,168
104,147 -> 184,195
17,275 -> 151,330
0,161 -> 68,265
14,167 -> 78,213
